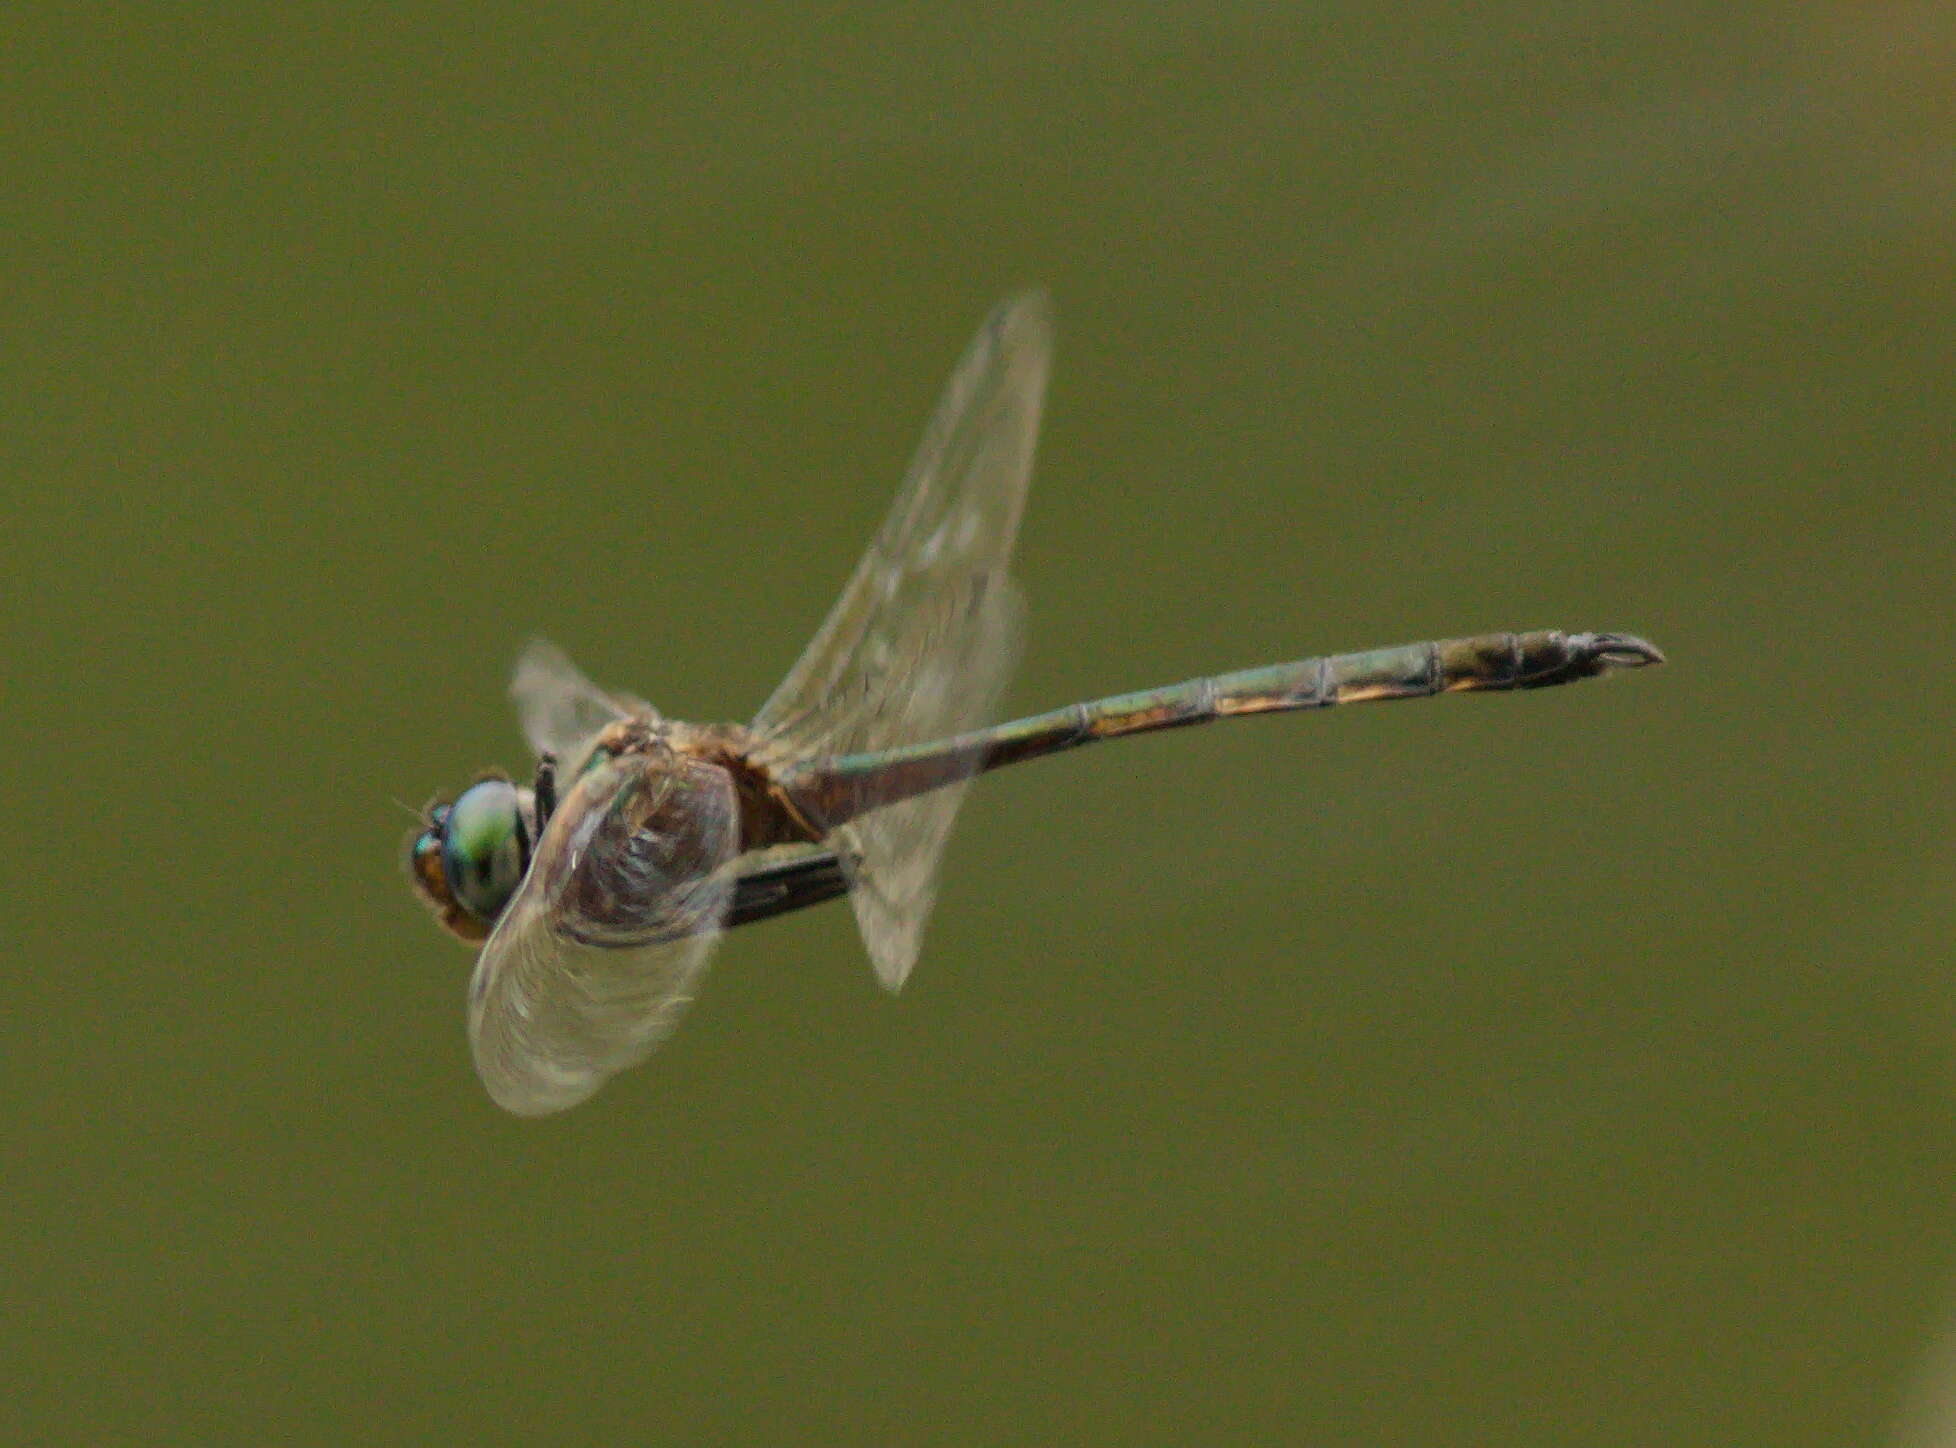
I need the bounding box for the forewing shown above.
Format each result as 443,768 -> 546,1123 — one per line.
509,638 -> 655,761
468,904 -> 726,1116
751,291 -> 1053,989
466,751 -> 738,1116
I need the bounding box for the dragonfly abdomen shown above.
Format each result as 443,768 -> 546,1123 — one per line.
783,629 -> 1661,832
1205,629 -> 1663,717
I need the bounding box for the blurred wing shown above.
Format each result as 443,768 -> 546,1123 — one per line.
821,587 -> 1021,989
509,638 -> 656,761
466,754 -> 737,1116
751,291 -> 1053,990
468,905 -> 726,1117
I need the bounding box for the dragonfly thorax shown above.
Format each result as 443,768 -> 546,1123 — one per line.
532,739 -> 746,946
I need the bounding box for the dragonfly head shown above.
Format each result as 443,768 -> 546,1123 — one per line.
405,775 -> 534,944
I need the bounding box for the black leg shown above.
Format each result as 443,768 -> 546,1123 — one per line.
533,752 -> 557,834
724,849 -> 851,930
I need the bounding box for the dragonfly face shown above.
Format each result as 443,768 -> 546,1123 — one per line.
406,777 -> 535,945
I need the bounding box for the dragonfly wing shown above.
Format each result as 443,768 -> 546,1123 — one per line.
751,291 -> 1052,989
466,749 -> 738,1116
509,637 -> 657,760
827,580 -> 1022,988
468,905 -> 726,1117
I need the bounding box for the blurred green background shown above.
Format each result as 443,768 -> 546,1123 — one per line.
9,4 -> 1955,1444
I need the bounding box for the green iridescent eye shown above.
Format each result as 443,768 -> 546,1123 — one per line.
439,780 -> 528,924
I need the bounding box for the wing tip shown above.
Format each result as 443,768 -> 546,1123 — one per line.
992,287 -> 1055,348
509,635 -> 569,693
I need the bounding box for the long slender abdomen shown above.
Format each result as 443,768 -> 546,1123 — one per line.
1206,629 -> 1662,718
781,629 -> 1662,830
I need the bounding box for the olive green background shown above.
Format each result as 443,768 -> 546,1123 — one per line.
9,5 -> 1955,1444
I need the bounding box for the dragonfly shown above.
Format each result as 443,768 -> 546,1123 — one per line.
407,291 -> 1663,1116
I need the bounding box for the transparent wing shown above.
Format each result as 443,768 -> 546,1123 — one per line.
751,290 -> 1053,990
466,751 -> 738,1116
509,638 -> 655,760
821,584 -> 1021,989
468,901 -> 727,1117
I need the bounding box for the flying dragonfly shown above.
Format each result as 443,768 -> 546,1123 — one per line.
407,292 -> 1663,1116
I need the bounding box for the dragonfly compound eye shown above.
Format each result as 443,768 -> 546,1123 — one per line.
438,779 -> 530,925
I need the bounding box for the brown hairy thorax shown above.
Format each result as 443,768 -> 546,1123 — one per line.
670,721 -> 826,852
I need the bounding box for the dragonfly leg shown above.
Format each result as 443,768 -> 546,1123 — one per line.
723,849 -> 851,931
531,751 -> 557,834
